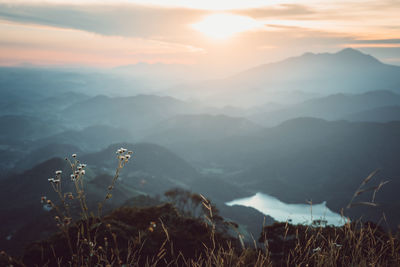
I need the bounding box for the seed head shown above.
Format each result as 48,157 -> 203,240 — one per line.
63,217 -> 72,225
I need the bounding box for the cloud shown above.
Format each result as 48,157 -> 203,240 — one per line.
0,3 -> 206,39
233,4 -> 315,19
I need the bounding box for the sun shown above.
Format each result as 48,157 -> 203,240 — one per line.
191,13 -> 261,40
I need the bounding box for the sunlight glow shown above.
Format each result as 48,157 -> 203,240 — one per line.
191,13 -> 262,39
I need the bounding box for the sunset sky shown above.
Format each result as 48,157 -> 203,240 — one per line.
0,0 -> 399,75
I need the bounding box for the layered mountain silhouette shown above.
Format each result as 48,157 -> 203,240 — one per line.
168,48 -> 400,106
249,90 -> 400,126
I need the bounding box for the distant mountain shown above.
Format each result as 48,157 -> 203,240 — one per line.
82,143 -> 201,195
0,158 -> 70,252
232,48 -> 399,94
344,105 -> 400,122
15,143 -> 82,171
250,90 -> 400,126
0,66 -> 153,98
113,62 -> 201,88
143,114 -> 264,146
0,115 -> 64,142
166,48 -> 400,107
33,125 -> 133,152
62,94 -> 209,133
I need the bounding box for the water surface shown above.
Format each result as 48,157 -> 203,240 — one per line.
226,192 -> 345,226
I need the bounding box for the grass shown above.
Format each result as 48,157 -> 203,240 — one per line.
0,151 -> 399,266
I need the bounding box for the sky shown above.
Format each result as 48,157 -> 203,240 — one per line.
0,0 -> 399,75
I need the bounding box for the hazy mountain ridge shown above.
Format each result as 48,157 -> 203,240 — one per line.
167,48 -> 400,107
249,90 -> 400,126
143,114 -> 264,146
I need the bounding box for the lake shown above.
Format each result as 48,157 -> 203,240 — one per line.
226,192 -> 346,226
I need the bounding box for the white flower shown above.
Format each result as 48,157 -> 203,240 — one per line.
48,178 -> 55,182
313,247 -> 321,253
125,154 -> 131,159
72,154 -> 77,158
55,170 -> 62,175
80,170 -> 85,175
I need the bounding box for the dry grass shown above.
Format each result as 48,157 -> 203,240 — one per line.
1,153 -> 399,267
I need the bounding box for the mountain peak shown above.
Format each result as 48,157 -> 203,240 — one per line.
336,47 -> 363,55
334,48 -> 381,64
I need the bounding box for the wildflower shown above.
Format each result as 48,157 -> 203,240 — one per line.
80,163 -> 87,168
148,221 -> 157,232
63,217 -> 72,226
48,178 -> 55,182
128,150 -> 133,155
313,247 -> 321,253
70,174 -> 76,181
119,155 -> 125,161
80,170 -> 85,175
55,170 -> 62,175
72,153 -> 77,158
53,178 -> 60,184
125,154 -> 131,159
